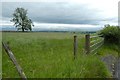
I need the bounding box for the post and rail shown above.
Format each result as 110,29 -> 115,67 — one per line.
85,34 -> 104,54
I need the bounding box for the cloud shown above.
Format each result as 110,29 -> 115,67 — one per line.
1,0 -> 118,26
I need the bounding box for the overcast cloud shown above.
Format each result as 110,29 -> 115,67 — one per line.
0,0 -> 119,30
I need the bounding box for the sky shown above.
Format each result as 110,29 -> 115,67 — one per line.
0,0 -> 119,31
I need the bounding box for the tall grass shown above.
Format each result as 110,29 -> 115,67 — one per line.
0,32 -> 2,78
97,44 -> 119,57
2,32 -> 111,78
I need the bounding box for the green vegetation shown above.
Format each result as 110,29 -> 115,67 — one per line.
98,44 -> 119,57
11,8 -> 34,32
0,32 -> 2,78
99,24 -> 120,45
2,32 -> 114,78
98,25 -> 120,56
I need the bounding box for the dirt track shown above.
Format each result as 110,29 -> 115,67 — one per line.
114,58 -> 120,79
101,55 -> 119,79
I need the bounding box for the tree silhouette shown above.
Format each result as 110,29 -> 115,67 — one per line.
11,7 -> 34,32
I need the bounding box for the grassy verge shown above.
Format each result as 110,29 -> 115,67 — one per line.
0,32 -> 2,78
2,32 -> 111,78
97,44 -> 119,57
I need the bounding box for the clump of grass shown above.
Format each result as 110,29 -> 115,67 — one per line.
97,44 -> 119,57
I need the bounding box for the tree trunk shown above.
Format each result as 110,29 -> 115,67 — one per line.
22,27 -> 24,32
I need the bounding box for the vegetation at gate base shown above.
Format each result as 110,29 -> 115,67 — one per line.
11,8 -> 34,32
2,32 -> 111,78
98,24 -> 120,45
98,24 -> 120,56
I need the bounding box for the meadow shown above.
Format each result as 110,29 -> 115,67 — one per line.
0,32 -> 2,78
2,32 -> 116,78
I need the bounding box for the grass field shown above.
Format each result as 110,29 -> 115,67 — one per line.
2,32 -> 115,78
0,32 -> 2,78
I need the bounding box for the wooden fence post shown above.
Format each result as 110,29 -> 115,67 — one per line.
74,35 -> 77,59
2,42 -> 27,80
85,34 -> 90,54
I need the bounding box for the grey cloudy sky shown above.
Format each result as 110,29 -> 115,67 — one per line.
0,0 -> 119,29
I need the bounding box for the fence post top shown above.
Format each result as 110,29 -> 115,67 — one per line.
74,35 -> 77,37
86,34 -> 90,35
74,34 -> 77,37
85,34 -> 90,37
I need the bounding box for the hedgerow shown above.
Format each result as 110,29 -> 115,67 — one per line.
99,24 -> 120,45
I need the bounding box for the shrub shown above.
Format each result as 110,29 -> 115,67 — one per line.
99,24 -> 120,45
